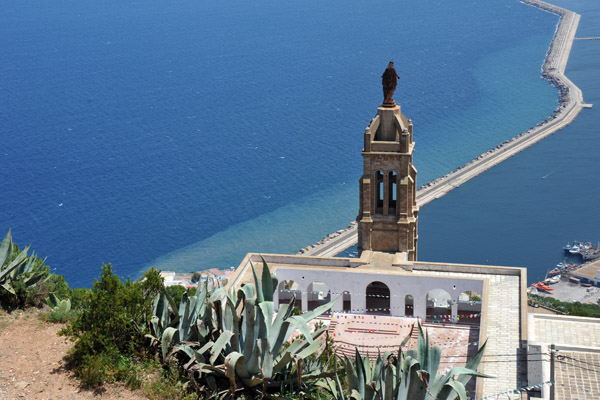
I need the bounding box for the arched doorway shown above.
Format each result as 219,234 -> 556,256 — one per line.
278,280 -> 301,311
426,289 -> 451,323
457,291 -> 482,324
366,281 -> 390,315
307,281 -> 331,313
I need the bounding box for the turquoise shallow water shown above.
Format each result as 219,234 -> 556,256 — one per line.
1,0 -> 560,286
419,0 -> 600,282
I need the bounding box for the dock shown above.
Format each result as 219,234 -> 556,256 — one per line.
574,37 -> 600,40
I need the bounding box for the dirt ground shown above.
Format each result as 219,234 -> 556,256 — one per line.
0,309 -> 148,400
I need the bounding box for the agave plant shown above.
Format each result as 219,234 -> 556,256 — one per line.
46,293 -> 71,313
322,324 -> 490,400
0,229 -> 50,308
146,276 -> 219,361
152,258 -> 336,398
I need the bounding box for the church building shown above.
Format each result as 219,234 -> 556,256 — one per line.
227,63 -> 529,398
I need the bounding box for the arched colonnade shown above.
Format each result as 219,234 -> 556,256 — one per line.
273,269 -> 484,323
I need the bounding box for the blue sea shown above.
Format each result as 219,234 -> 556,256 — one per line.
419,0 -> 600,282
0,0 -> 576,287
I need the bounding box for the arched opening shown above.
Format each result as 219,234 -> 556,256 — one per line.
375,170 -> 384,213
278,280 -> 301,311
307,281 -> 331,313
405,294 -> 414,316
426,289 -> 452,323
388,171 -> 397,213
457,291 -> 482,324
366,281 -> 390,315
343,290 -> 352,312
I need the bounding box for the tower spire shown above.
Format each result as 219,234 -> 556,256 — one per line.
357,64 -> 418,260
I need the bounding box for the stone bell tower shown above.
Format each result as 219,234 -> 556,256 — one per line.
357,62 -> 418,261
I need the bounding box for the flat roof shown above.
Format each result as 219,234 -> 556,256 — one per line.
572,259 -> 600,280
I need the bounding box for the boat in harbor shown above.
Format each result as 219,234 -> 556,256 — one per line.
563,241 -> 582,252
548,267 -> 562,276
532,282 -> 554,292
569,245 -> 581,254
564,241 -> 596,254
562,240 -> 600,261
545,275 -> 561,285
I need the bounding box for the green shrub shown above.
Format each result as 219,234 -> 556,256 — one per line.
45,273 -> 71,300
45,307 -> 77,323
68,287 -> 92,310
63,264 -> 163,386
529,293 -> 600,317
191,272 -> 202,283
166,285 -> 196,307
79,353 -> 109,387
143,361 -> 197,400
77,349 -> 145,389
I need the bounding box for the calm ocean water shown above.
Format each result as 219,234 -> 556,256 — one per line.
419,0 -> 600,282
1,0 -> 563,286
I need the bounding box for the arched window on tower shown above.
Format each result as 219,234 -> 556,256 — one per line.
375,170 -> 384,213
388,171 -> 397,214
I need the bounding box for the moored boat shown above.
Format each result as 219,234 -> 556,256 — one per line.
531,282 -> 554,291
548,268 -> 561,276
569,245 -> 581,254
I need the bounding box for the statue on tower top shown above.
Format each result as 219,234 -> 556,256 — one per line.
381,61 -> 399,107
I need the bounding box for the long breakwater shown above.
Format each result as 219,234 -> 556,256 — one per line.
299,0 -> 586,258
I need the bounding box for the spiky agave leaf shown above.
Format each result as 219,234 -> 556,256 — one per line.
250,261 -> 264,304
0,230 -> 13,268
56,298 -> 71,313
46,293 -> 60,308
260,256 -> 275,302
428,340 -> 492,400
397,355 -> 428,399
209,330 -> 234,365
0,244 -> 29,283
161,327 -> 179,362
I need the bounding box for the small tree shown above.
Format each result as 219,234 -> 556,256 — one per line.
63,264 -> 163,386
191,271 -> 202,283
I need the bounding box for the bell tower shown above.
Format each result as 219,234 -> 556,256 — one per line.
357,62 -> 418,260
